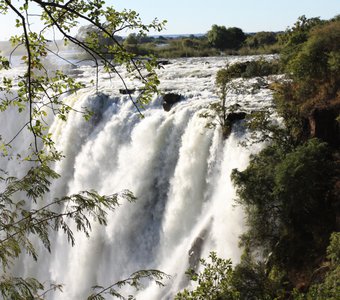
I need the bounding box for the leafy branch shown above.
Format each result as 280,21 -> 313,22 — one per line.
0,0 -> 166,160
88,269 -> 170,300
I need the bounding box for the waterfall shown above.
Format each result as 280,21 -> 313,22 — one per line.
0,56 -> 273,299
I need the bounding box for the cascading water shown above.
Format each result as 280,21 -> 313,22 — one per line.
1,56 -> 273,299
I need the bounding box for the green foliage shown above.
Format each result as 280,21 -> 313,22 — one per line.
242,109 -> 297,151
232,249 -> 288,300
207,25 -> 228,50
279,15 -> 324,68
226,15 -> 340,300
273,17 -> 340,146
216,59 -> 280,84
326,232 -> 340,265
207,25 -> 246,50
292,232 -> 340,300
245,32 -> 278,49
277,16 -> 340,109
0,55 -> 10,70
0,275 -> 63,300
175,252 -> 239,300
285,19 -> 340,82
0,0 -> 166,159
302,265 -> 340,300
0,162 -> 139,298
200,103 -> 240,139
175,234 -> 339,300
0,275 -> 45,300
203,58 -> 279,139
120,35 -> 219,58
232,139 -> 335,268
88,269 -> 170,300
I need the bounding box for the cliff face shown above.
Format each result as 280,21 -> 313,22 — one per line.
308,104 -> 340,147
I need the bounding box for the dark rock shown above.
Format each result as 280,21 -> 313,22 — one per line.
88,93 -> 112,129
162,102 -> 173,112
162,93 -> 182,111
157,60 -> 170,66
188,236 -> 204,270
163,93 -> 182,104
188,227 -> 210,270
226,111 -> 247,122
119,88 -> 136,95
220,111 -> 247,139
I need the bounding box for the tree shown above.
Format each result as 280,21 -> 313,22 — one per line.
232,137 -> 335,268
0,0 -> 168,298
245,31 -> 278,49
200,58 -> 279,139
207,25 -> 245,50
124,33 -> 139,46
175,252 -> 240,300
279,15 -> 324,69
228,16 -> 340,295
275,17 -> 340,145
77,24 -> 123,51
225,27 -> 246,50
207,25 -> 228,50
292,232 -> 340,300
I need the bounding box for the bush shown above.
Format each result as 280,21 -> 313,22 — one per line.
245,31 -> 278,49
232,139 -> 335,268
293,232 -> 340,300
232,249 -> 288,300
175,252 -> 240,300
277,18 -> 340,114
207,25 -> 246,50
216,58 -> 280,86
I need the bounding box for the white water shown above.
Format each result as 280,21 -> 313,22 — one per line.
0,56 -> 273,299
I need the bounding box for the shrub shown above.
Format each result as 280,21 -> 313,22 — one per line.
207,25 -> 246,50
175,252 -> 240,300
216,58 -> 280,86
293,232 -> 340,300
232,139 -> 335,268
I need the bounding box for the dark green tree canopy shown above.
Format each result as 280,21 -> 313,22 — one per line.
207,24 -> 246,50
245,31 -> 278,48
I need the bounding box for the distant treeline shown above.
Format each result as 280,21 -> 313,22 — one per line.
75,23 -> 283,58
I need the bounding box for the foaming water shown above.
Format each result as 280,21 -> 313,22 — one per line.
0,56 -> 274,299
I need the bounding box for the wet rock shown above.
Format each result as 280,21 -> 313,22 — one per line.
226,111 -> 247,122
119,88 -> 136,95
188,227 -> 209,270
162,93 -> 182,111
188,237 -> 204,270
89,93 -> 112,127
157,60 -> 170,66
221,111 -> 247,139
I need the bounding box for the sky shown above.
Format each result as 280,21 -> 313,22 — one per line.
113,0 -> 339,34
0,0 -> 339,41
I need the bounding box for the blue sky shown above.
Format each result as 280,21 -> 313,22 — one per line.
0,0 -> 339,40
113,0 -> 339,34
